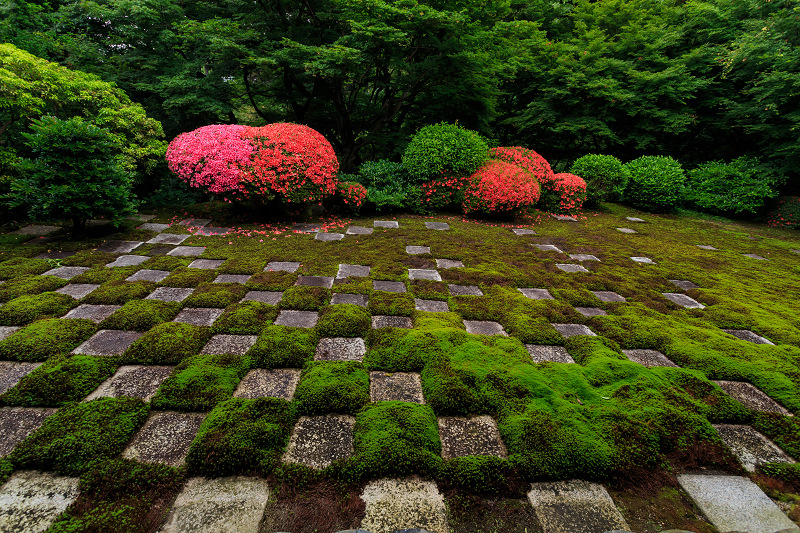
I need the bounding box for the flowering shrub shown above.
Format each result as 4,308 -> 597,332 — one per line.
463,159 -> 540,214
337,182 -> 368,207
420,174 -> 471,211
489,147 -> 555,187
768,196 -> 800,229
539,173 -> 587,214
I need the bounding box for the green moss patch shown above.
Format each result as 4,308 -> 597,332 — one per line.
409,279 -> 449,300
218,255 -> 266,274
212,301 -> 278,335
160,266 -> 217,287
316,304 -> 371,338
0,275 -> 67,302
122,322 -> 211,365
69,267 -> 130,285
0,318 -> 96,362
368,291 -> 415,316
140,256 -> 189,271
99,300 -> 181,331
183,282 -> 248,308
294,361 -> 370,415
246,271 -> 298,291
0,292 -> 77,325
83,280 -> 156,305
249,326 -> 318,368
280,286 -> 330,311
0,257 -> 52,279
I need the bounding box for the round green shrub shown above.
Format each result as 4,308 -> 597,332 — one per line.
623,155 -> 686,212
685,156 -> 780,215
402,123 -> 488,183
569,154 -> 629,204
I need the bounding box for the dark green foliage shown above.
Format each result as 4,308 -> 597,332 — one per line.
186,397 -> 296,476
69,267 -> 128,285
409,280 -> 449,300
440,456 -> 514,494
280,286 -> 330,311
150,353 -> 250,411
294,362 -> 370,415
0,460 -> 10,485
368,291 -> 414,316
183,282 -> 248,308
402,123 -> 488,183
83,280 -> 155,305
624,156 -> 686,212
505,315 -> 564,345
685,156 -> 780,215
122,322 -> 211,365
0,318 -> 96,362
8,397 -> 148,475
212,301 -> 278,335
249,326 -> 318,368
0,275 -> 66,303
758,462 -> 800,490
0,257 -> 51,280
160,266 -> 217,287
247,271 -> 297,291
569,154 -> 629,204
316,304 -> 371,338
355,160 -> 412,212
99,300 -> 181,331
0,291 -> 76,325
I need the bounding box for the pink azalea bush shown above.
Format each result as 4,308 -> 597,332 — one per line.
540,172 -> 587,213
463,159 -> 540,214
489,146 -> 555,187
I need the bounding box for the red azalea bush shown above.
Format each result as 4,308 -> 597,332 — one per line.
768,196 -> 800,229
420,174 -> 471,211
539,173 -> 587,214
489,146 -> 555,187
463,159 -> 540,215
337,182 -> 368,207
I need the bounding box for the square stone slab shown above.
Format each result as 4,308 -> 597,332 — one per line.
0,407 -> 57,457
374,220 -> 399,229
575,307 -> 607,317
591,291 -> 626,302
0,326 -> 19,341
438,416 -> 507,459
722,329 -> 774,345
626,217 -> 645,222
11,225 -> 60,235
527,480 -> 630,533
159,476 -> 270,533
533,244 -> 563,253
408,269 -> 442,281
96,240 -> 143,254
714,424 -> 795,472
372,316 -> 413,329
73,330 -> 143,356
188,259 -> 224,270
406,245 -> 431,255
551,214 -> 577,221
663,292 -> 705,309
106,255 -> 150,268
743,253 -> 767,260
234,368 -> 302,400
425,221 -> 449,230
464,320 -> 507,336
201,334 -> 258,355
336,264 -> 370,279
241,291 -> 282,305
569,254 -> 599,261
35,251 -> 75,260
214,274 -> 252,284
330,293 -> 368,307
296,275 -> 334,289
126,269 -> 170,283
63,304 -> 121,323
122,411 -> 206,467
283,414 -> 355,469
370,371 -> 424,403
617,227 -> 637,234
274,310 -> 319,328
630,256 -> 655,264
448,284 -> 483,296
435,259 -> 464,269
697,244 -> 718,250
526,345 -> 575,364
518,288 -> 554,300
315,232 -> 344,242
415,299 -> 450,313
553,324 -> 596,338
139,223 -> 171,232
174,308 -> 225,326
669,279 -> 699,290
84,365 -> 173,402
147,233 -> 190,245
178,218 -> 213,227
168,246 -> 206,257
346,226 -> 373,235
147,287 -> 195,302
373,280 -> 406,293
360,478 -> 448,533
291,223 -> 320,233
314,337 -> 367,361
677,474 -> 797,533
512,228 -> 536,235
127,214 -> 155,221
556,263 -> 589,273
195,227 -> 231,236
713,380 -> 791,415
0,471 -> 80,533
43,266 -> 90,280
265,261 -> 301,273
56,283 -> 100,299
622,349 -> 678,368
0,361 -> 41,394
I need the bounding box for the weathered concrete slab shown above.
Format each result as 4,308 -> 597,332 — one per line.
512,228 -> 536,235
743,253 -> 767,260
56,283 -> 100,299
518,288 -> 554,300
265,261 -> 300,273
274,310 -> 319,328
0,407 -> 57,457
84,365 -> 173,402
106,255 -> 149,268
214,274 -> 252,284
159,476 -> 270,533
722,329 -> 774,345
0,327 -> 19,341
0,471 -> 80,533
372,316 -> 413,329
526,345 -> 575,364
360,479 -> 448,533
127,269 -> 170,282
188,259 -> 224,270
167,246 -> 205,257
331,293 -> 369,307
370,372 -> 424,404
713,424 -> 795,472
35,252 -> 74,260
464,321 -> 507,336
179,218 -> 213,227
174,308 -> 225,326
713,380 -> 791,415
147,287 -> 195,302
552,324 -> 596,338
0,361 -> 42,394
677,474 -> 797,533
408,269 -> 442,282
622,349 -> 678,368
569,254 -> 599,262
11,225 -> 60,236
406,246 -> 431,255
234,368 -> 301,400
533,244 -> 563,253
148,234 -> 190,245
346,226 -> 374,235
283,415 -> 355,469
448,284 -> 482,296
201,334 -> 257,355
122,411 -> 205,467
697,244 -> 718,250
617,228 -> 637,234
337,264 -> 371,279
626,217 -> 645,222
556,264 -> 589,273
296,275 -> 334,289
195,227 -> 231,236
63,304 -> 121,323
435,259 -> 464,269
425,222 -> 449,230
591,291 -> 626,303
438,416 -> 506,459
374,220 -> 399,229
315,337 -> 367,361
527,480 -> 630,533
240,291 -> 282,306
662,293 -> 705,309
315,232 -> 345,242
414,299 -> 449,313
73,330 -> 143,356
630,256 -> 655,264
97,240 -> 144,254
575,307 -> 606,317
373,281 -> 406,293
551,214 -> 577,221
291,223 -> 320,233
139,223 -> 171,232
668,279 -> 699,290
43,266 -> 90,279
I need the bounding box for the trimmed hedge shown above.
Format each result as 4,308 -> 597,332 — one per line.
624,155 -> 686,212
402,123 -> 488,183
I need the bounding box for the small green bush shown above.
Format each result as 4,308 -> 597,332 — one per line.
0,318 -> 96,362
212,301 -> 278,335
624,155 -> 686,212
160,267 -> 217,287
183,283 -> 248,308
83,280 -> 155,305
356,160 -> 412,212
685,156 -> 780,215
0,257 -> 52,280
0,275 -> 66,303
249,325 -> 318,368
294,361 -> 370,415
316,304 -> 371,337
402,123 -> 489,183
280,286 -> 330,311
122,322 -> 211,365
99,300 -> 181,331
368,291 -> 414,316
569,154 -> 629,204
0,292 -> 77,326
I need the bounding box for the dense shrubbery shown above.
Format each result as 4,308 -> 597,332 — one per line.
402,123 -> 488,183
685,156 -> 780,215
489,147 -> 554,186
463,160 -> 540,215
624,155 -> 686,212
569,154 -> 628,203
539,173 -> 587,214
353,160 -> 414,212
768,196 -> 800,229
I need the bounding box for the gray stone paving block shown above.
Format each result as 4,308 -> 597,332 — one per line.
713,424 -> 795,472
464,320 -> 507,336
234,368 -> 301,400
337,264 -> 371,279
374,280 -> 406,293
622,349 -> 677,368
630,256 -> 655,264
569,254 -> 599,261
275,310 -> 319,328
512,228 -> 536,235
73,330 -> 143,356
553,324 -> 596,338
123,411 -> 205,467
527,480 -> 630,533
438,416 -> 507,459
148,233 -> 190,245
663,292 -> 705,309
127,214 -> 155,221
722,329 -> 774,345
195,227 -> 231,236
127,269 -> 170,283
0,326 -> 19,341
713,380 -> 791,415
11,225 -> 60,235
425,221 -> 449,230
315,337 -> 367,361
449,284 -> 482,296
616,227 -> 637,234
147,287 -> 195,302
677,474 -> 797,533
697,244 -> 718,250
174,308 -> 225,326
0,407 -> 57,457
374,220 -> 399,229
533,244 -> 563,253
408,269 -> 442,281
793,249 -> 800,254
201,334 -> 257,355
743,253 -> 767,260
106,255 -> 150,268
214,274 -> 252,284
159,476 -> 270,533
43,266 -> 90,279
372,316 -> 413,329
0,471 -> 80,533
168,246 -> 205,257
592,291 -> 626,302
35,251 -> 75,260
241,291 -> 283,305
315,232 -> 345,242
265,261 -> 301,273
526,345 -> 575,364
63,304 -> 121,323
669,279 -> 699,290
283,415 -> 355,469
331,293 -> 368,307
551,214 -> 577,221
96,240 -> 144,254
518,288 -> 554,300
370,371 -> 424,403
291,223 -> 321,233
178,218 -> 212,227
575,307 -> 607,317
360,479 -> 448,533
56,283 -> 100,299
415,299 -> 450,313
406,246 -> 431,255
435,259 -> 464,269
296,275 -> 334,289
84,365 -> 173,402
556,263 -> 589,273
139,223 -> 171,232
188,259 -> 224,270
626,217 -> 645,222
0,361 -> 41,394
346,226 -> 374,235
